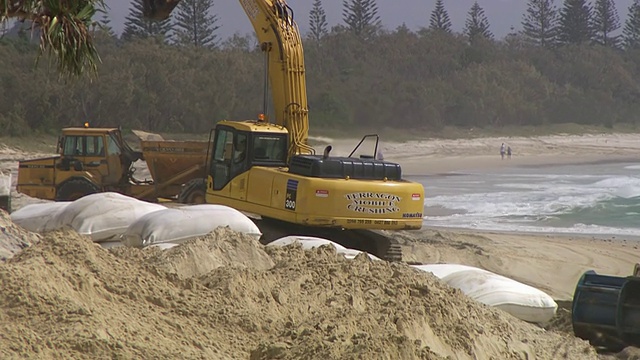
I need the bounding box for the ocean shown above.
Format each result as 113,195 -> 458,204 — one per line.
409,160 -> 640,238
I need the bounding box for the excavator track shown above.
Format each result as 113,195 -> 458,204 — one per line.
255,217 -> 403,262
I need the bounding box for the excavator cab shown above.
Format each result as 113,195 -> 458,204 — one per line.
209,122 -> 288,191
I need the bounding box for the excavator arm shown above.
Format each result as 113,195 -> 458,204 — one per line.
143,0 -> 313,159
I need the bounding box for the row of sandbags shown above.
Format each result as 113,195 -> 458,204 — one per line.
263,237 -> 557,324
231,234 -> 558,324
10,193 -> 556,324
10,192 -> 262,246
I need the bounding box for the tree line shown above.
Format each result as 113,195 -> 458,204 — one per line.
90,0 -> 640,50
1,0 -> 640,136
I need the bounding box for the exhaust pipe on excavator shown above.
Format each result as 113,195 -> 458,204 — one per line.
323,146 -> 332,159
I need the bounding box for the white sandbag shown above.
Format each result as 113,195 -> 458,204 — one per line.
444,269 -> 557,323
268,236 -> 349,251
98,241 -> 125,249
267,236 -> 381,261
412,264 -> 478,279
0,173 -> 10,196
340,248 -> 381,261
10,202 -> 71,233
52,192 -> 166,242
148,243 -> 180,250
121,204 -> 262,247
413,264 -> 557,323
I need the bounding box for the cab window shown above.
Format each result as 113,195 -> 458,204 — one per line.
234,133 -> 248,163
62,136 -> 104,156
85,136 -> 104,156
253,134 -> 287,163
63,136 -> 83,156
107,134 -> 121,155
212,129 -> 233,162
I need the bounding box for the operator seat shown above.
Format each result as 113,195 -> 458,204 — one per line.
254,147 -> 268,160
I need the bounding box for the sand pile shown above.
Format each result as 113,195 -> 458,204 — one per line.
0,227 -> 599,360
121,227 -> 275,279
0,209 -> 40,261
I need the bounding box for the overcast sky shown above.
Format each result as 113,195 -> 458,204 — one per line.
105,0 -> 636,39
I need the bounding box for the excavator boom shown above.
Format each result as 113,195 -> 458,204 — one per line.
238,0 -> 313,159
143,0 -> 312,160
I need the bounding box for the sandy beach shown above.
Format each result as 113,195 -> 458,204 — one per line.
376,133 -> 640,299
1,131 -> 639,359
321,132 -> 640,175
322,132 -> 640,323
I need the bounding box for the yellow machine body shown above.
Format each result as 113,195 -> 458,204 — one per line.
17,127 -> 208,201
207,167 -> 424,230
202,120 -> 424,230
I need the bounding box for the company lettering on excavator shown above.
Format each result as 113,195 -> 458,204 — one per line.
18,0 -> 426,261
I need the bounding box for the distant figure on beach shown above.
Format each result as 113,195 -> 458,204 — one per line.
500,143 -> 506,160
376,149 -> 384,160
507,146 -> 512,159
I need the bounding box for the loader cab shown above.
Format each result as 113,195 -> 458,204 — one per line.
209,123 -> 288,191
58,129 -> 109,175
57,128 -> 132,185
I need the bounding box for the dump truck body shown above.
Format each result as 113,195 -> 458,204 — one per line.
17,127 -> 209,202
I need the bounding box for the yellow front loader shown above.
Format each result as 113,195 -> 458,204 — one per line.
17,126 -> 208,202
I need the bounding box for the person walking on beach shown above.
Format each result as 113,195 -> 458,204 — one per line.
500,143 -> 506,160
507,146 -> 512,159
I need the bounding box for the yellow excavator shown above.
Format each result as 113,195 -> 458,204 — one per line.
143,0 -> 425,260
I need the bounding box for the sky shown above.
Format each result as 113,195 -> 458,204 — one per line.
105,0 -> 637,40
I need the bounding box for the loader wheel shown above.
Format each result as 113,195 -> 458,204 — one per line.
178,178 -> 206,204
55,179 -> 100,201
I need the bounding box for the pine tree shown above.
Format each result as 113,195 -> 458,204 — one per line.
464,1 -> 493,42
174,0 -> 220,47
0,21 -> 7,38
557,0 -> 593,45
309,0 -> 328,42
342,0 -> 381,39
122,0 -> 174,41
623,0 -> 640,49
98,12 -> 116,37
592,0 -> 620,47
522,0 -> 558,47
429,0 -> 452,33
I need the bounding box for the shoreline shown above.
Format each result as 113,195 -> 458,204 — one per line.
398,153 -> 639,176
420,224 -> 640,243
